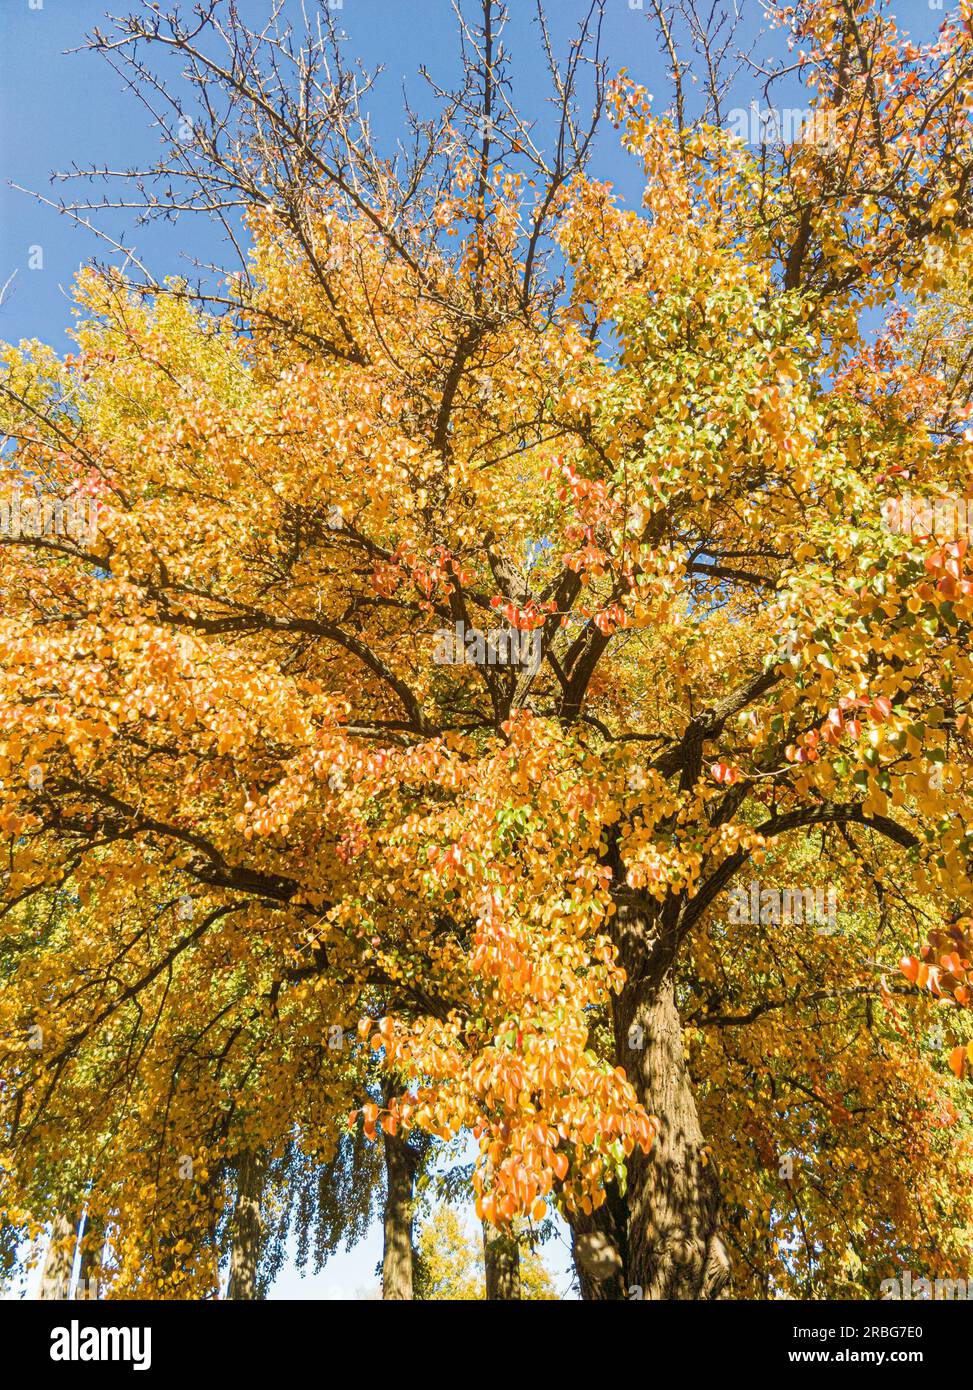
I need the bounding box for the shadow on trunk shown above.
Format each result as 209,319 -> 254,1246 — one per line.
570,897 -> 732,1300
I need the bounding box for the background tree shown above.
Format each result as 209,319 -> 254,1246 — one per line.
415,1204 -> 558,1300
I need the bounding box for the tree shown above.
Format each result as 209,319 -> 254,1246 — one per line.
382,1129 -> 421,1300
227,1149 -> 269,1300
1,0 -> 973,1301
38,1211 -> 79,1301
415,1205 -> 557,1300
482,1215 -> 521,1301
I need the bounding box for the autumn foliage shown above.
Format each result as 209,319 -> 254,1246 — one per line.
1,0 -> 973,1298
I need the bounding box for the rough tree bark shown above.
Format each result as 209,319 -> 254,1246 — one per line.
595,896 -> 732,1300
227,1149 -> 268,1300
482,1218 -> 521,1299
569,1190 -> 629,1300
382,1131 -> 419,1300
38,1210 -> 79,1300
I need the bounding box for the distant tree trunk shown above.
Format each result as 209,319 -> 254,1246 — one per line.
382,1131 -> 418,1300
227,1149 -> 268,1300
482,1219 -> 521,1299
76,1210 -> 104,1300
38,1210 -> 78,1300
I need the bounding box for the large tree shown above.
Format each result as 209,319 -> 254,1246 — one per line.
2,0 -> 973,1299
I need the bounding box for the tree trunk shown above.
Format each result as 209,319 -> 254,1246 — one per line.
227,1149 -> 268,1300
482,1219 -> 521,1299
606,898 -> 731,1300
38,1210 -> 78,1300
76,1210 -> 104,1300
569,1191 -> 629,1300
382,1131 -> 418,1300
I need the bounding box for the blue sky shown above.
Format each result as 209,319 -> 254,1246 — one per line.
0,0 -> 954,1300
0,0 -> 949,353
0,0 -> 839,349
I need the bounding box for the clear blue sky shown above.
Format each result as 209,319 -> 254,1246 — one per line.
0,0 -> 852,349
0,0 -> 948,353
0,0 -> 952,1300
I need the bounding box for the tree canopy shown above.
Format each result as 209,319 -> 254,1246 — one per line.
1,0 -> 973,1300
